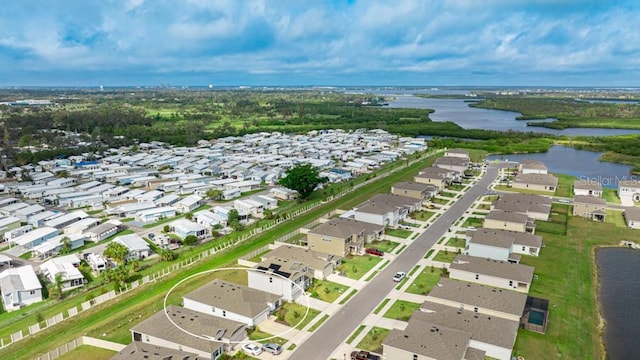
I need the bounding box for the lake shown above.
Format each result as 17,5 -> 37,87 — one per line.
386,95 -> 640,136
485,145 -> 635,188
597,247 -> 640,359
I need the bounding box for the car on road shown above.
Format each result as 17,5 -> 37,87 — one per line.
351,350 -> 381,360
558,199 -> 571,204
242,343 -> 262,356
393,271 -> 406,282
365,248 -> 384,256
263,343 -> 282,355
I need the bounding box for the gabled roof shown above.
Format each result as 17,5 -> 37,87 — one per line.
392,181 -> 438,193
519,159 -> 548,171
574,195 -> 607,205
384,318 -> 470,360
309,218 -> 382,239
114,234 -> 150,252
263,245 -> 336,271
624,206 -> 640,222
450,254 -> 534,283
574,180 -> 602,192
513,173 -> 558,187
469,228 -> 542,248
112,341 -> 205,360
0,265 -> 41,293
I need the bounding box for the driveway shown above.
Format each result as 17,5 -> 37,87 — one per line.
288,164 -> 502,360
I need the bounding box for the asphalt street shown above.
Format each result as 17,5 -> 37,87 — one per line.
289,164 -> 501,360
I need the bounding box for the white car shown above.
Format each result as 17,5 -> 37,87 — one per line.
242,343 -> 263,356
393,271 -> 406,282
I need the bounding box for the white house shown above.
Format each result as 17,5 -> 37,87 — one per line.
135,207 -> 176,223
183,279 -> 282,327
170,218 -> 208,240
0,265 -> 43,312
518,159 -> 548,174
466,228 -> 543,264
10,226 -> 59,250
31,233 -> 86,259
619,180 -> 640,203
449,254 -> 534,293
39,254 -> 86,292
84,220 -> 121,242
249,257 -> 310,301
193,210 -> 227,228
172,195 -> 203,214
87,253 -> 107,273
113,234 -> 151,261
44,210 -> 88,229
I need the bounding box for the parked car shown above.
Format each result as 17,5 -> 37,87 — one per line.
365,248 -> 384,256
263,343 -> 282,355
148,232 -> 155,239
351,350 -> 381,360
393,271 -> 406,282
242,343 -> 262,356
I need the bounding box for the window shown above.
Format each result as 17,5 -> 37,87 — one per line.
522,246 -> 526,251
211,307 -> 216,313
475,274 -> 479,280
413,355 -> 418,360
474,307 -> 478,313
222,310 -> 226,317
269,277 -> 273,283
29,290 -> 36,295
509,280 -> 513,287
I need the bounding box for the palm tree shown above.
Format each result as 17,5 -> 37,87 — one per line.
58,237 -> 72,255
50,273 -> 64,300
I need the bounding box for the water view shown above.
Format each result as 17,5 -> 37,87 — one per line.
387,95 -> 640,136
597,247 -> 640,360
485,145 -> 634,188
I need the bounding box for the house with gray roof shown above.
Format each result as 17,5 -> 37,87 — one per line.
484,210 -> 535,234
391,181 -> 438,200
130,305 -> 246,360
466,228 -> 543,262
624,207 -> 640,229
353,194 -> 422,228
449,254 -> 534,293
260,245 -> 340,280
249,254 -> 310,301
414,167 -> 458,191
517,159 -> 548,174
572,195 -> 607,221
511,173 -> 558,193
112,341 -> 206,360
0,265 -> 43,312
113,234 -> 151,262
493,193 -> 552,221
183,279 -> 282,327
434,156 -> 469,173
574,179 -> 603,197
306,217 -> 384,256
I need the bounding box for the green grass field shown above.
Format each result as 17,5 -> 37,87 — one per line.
432,250 -> 458,263
384,228 -> 412,239
367,240 -> 399,253
55,345 -> 116,360
338,255 -> 383,280
356,327 -> 391,354
383,300 -> 421,321
308,280 -> 349,303
553,173 -> 577,198
406,269 -> 441,295
446,237 -> 466,248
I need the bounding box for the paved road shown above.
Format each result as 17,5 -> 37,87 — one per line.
289,165 -> 501,360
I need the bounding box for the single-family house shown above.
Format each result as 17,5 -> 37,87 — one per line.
353,194 -> 422,228
0,265 -> 43,312
0,216 -> 21,238
112,341 -> 204,360
13,204 -> 45,223
492,193 -> 552,221
511,173 -> 558,193
183,279 -> 282,327
484,210 -> 535,233
154,194 -> 180,207
130,305 -> 246,360
517,159 -> 548,174
449,254 -> 534,293
84,220 -> 121,242
414,167 -> 457,191
233,198 -> 266,218
444,149 -> 470,160
466,228 -> 543,262
619,180 -> 640,203
260,245 -> 340,280
39,254 -> 86,291
624,207 -> 640,229
44,210 -> 89,229
193,210 -> 227,228
31,233 -> 86,259
221,188 -> 241,200
434,156 -> 469,173
173,195 -> 203,214
574,180 -> 603,197
63,217 -> 101,234
391,181 -> 438,200
170,218 -> 208,240
269,187 -> 298,201
10,226 -> 59,249
135,207 -> 176,223
573,195 -> 607,221
249,257 -> 310,301
306,218 -> 384,256
113,234 -> 151,261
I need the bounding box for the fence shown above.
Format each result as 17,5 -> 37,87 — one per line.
33,336 -> 126,360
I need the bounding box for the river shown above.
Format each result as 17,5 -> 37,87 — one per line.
386,95 -> 640,136
597,247 -> 640,359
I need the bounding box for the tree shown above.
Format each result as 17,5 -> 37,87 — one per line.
58,236 -> 72,255
49,273 -> 64,300
206,188 -> 223,201
227,209 -> 244,231
159,248 -> 175,261
104,242 -> 129,265
184,212 -> 194,221
279,163 -> 327,199
163,225 -> 171,233
182,235 -> 198,246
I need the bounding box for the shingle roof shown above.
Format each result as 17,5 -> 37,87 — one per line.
450,254 -> 534,284
308,218 -> 382,240
573,195 -> 607,205
392,181 -> 437,193
624,207 -> 640,222
469,228 -> 542,248
111,341 -> 206,360
574,180 -> 602,192
383,319 -> 470,360
485,210 -> 529,225
513,173 -> 558,186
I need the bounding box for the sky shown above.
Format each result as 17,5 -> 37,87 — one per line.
0,0 -> 638,87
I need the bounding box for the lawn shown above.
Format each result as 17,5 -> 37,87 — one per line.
431,197 -> 450,205
406,269 -> 441,295
476,203 -> 491,210
448,184 -> 466,191
383,300 -> 421,321
446,237 -> 466,248
432,250 -> 458,263
347,325 -> 366,344
553,173 -> 578,198
339,289 -> 357,304
373,299 -> 390,314
440,191 -> 457,198
308,314 -> 329,332
605,210 -> 626,228
368,240 -> 399,253
338,255 -> 383,280
385,228 -> 412,239
248,329 -> 287,346
308,280 -> 349,303
276,302 -> 320,330
356,327 -> 391,354
462,217 -> 484,228
513,216 -> 640,359
410,210 -> 436,221
603,188 -> 621,204
55,345 -> 116,360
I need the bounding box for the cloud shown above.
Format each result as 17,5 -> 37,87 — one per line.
0,0 -> 638,86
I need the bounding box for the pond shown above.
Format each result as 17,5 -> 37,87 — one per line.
485,145 -> 635,188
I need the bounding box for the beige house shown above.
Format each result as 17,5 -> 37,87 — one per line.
624,207 -> 640,229
444,148 -> 470,160
353,194 -> 422,228
449,254 -> 534,293
517,159 -> 548,174
511,173 -> 558,193
574,180 -> 603,197
260,245 -> 340,280
492,193 -> 552,221
414,167 -> 457,191
434,156 -> 469,173
306,218 -> 384,256
391,181 -> 438,200
484,210 -> 535,233
573,195 -> 607,221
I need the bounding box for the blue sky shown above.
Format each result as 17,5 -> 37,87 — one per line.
1,0 -> 638,87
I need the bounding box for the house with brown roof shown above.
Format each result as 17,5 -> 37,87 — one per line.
574,180 -> 603,197
449,254 -> 534,293
391,181 -> 438,200
352,194 -> 421,227
511,173 -> 558,193
183,279 -> 282,327
130,305 -> 246,360
426,278 -> 527,322
517,159 -> 548,174
249,255 -> 310,301
572,195 -> 607,221
624,207 -> 640,229
484,210 -> 535,233
306,217 -> 384,256
434,156 -> 469,174
414,167 -> 457,191
112,341 -> 207,360
466,228 -> 543,263
492,193 -> 552,221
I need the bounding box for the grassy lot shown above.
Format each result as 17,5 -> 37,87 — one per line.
308,280 -> 349,303
440,191 -> 457,198
249,329 -> 287,346
424,249 -> 435,259
448,184 -> 466,191
368,240 -> 399,253
553,173 -> 577,198
356,327 -> 391,354
338,255 -> 383,280
431,197 -> 450,205
476,203 -> 491,210
410,210 -> 436,221
603,188 -> 621,203
513,215 -> 640,359
433,250 -> 458,263
383,300 -> 421,321
446,237 -> 466,248
462,217 -> 484,228
605,210 -> 626,228
385,228 -> 412,239
0,150 -> 442,360
55,345 -> 116,360
406,269 -> 441,295
277,302 -> 320,330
